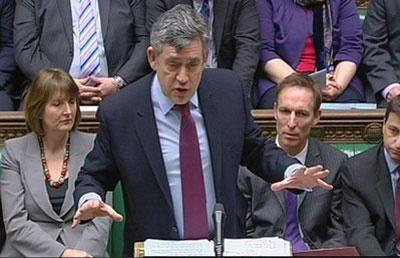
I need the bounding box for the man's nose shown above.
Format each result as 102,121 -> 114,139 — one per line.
287,111 -> 297,128
176,67 -> 189,84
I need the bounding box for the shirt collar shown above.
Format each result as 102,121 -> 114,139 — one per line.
384,148 -> 400,174
151,74 -> 199,115
275,136 -> 308,165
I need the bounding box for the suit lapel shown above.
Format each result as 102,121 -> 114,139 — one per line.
98,0 -> 110,40
375,147 -> 396,230
134,74 -> 174,212
59,132 -> 85,217
300,140 -> 323,208
198,77 -> 222,200
24,134 -> 62,222
274,191 -> 286,213
57,0 -> 73,49
212,0 -> 228,54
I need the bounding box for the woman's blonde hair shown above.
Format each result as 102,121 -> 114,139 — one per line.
24,68 -> 81,136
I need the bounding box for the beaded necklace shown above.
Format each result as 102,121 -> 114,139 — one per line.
38,134 -> 70,188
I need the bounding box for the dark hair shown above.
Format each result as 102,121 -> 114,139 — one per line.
276,73 -> 322,114
385,95 -> 400,122
24,68 -> 81,136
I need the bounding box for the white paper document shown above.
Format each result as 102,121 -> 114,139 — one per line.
143,237 -> 291,256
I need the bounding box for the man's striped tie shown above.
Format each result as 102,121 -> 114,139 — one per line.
79,0 -> 100,77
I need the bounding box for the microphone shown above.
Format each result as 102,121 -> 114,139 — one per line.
212,203 -> 226,257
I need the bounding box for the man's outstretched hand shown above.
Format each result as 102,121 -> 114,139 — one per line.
271,165 -> 332,192
72,199 -> 123,228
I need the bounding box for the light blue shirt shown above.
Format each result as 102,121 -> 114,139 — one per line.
69,0 -> 108,78
151,75 -> 216,238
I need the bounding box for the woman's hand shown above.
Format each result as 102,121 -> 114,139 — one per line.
322,75 -> 345,101
61,248 -> 92,257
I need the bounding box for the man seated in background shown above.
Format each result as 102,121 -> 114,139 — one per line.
145,0 -> 260,97
363,0 -> 400,107
14,0 -> 150,104
238,73 -> 347,251
0,0 -> 16,110
342,95 -> 400,256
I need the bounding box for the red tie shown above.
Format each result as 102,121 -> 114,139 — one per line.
395,168 -> 400,250
178,104 -> 209,239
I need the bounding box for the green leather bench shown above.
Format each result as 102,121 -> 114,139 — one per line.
0,143 -> 376,257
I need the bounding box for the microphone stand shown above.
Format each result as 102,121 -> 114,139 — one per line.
213,203 -> 226,257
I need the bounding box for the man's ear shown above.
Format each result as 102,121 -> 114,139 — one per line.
147,46 -> 157,71
273,102 -> 278,121
313,109 -> 322,125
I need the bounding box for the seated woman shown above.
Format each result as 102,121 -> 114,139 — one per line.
0,68 -> 111,257
253,0 -> 365,108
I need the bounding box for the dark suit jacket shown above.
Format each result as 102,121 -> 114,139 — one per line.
14,0 -> 149,83
145,0 -> 260,93
238,137 -> 347,249
341,144 -> 396,256
0,0 -> 15,90
74,69 -> 297,257
362,0 -> 400,107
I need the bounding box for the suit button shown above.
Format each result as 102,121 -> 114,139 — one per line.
172,226 -> 178,232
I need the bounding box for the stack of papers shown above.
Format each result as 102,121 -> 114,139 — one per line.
143,237 -> 291,256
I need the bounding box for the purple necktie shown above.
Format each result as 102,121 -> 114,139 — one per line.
284,190 -> 308,251
395,168 -> 400,250
178,104 -> 209,239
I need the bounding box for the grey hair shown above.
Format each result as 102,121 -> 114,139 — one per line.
150,4 -> 210,59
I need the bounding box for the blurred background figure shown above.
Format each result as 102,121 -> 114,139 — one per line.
0,0 -> 17,110
253,0 -> 365,108
146,0 -> 260,97
0,68 -> 111,257
14,0 -> 150,105
239,73 -> 347,251
362,0 -> 400,107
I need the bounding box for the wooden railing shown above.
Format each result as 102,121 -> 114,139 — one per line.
0,109 -> 384,145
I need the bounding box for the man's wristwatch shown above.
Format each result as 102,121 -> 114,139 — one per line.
113,75 -> 127,89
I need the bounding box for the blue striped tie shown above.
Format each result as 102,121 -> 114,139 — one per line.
79,0 -> 100,77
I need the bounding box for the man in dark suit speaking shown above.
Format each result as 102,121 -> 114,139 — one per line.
72,5 -> 332,256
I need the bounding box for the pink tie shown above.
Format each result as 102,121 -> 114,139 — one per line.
178,103 -> 209,239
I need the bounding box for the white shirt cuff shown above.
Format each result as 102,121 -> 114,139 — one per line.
382,83 -> 400,99
78,192 -> 102,209
284,164 -> 312,192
